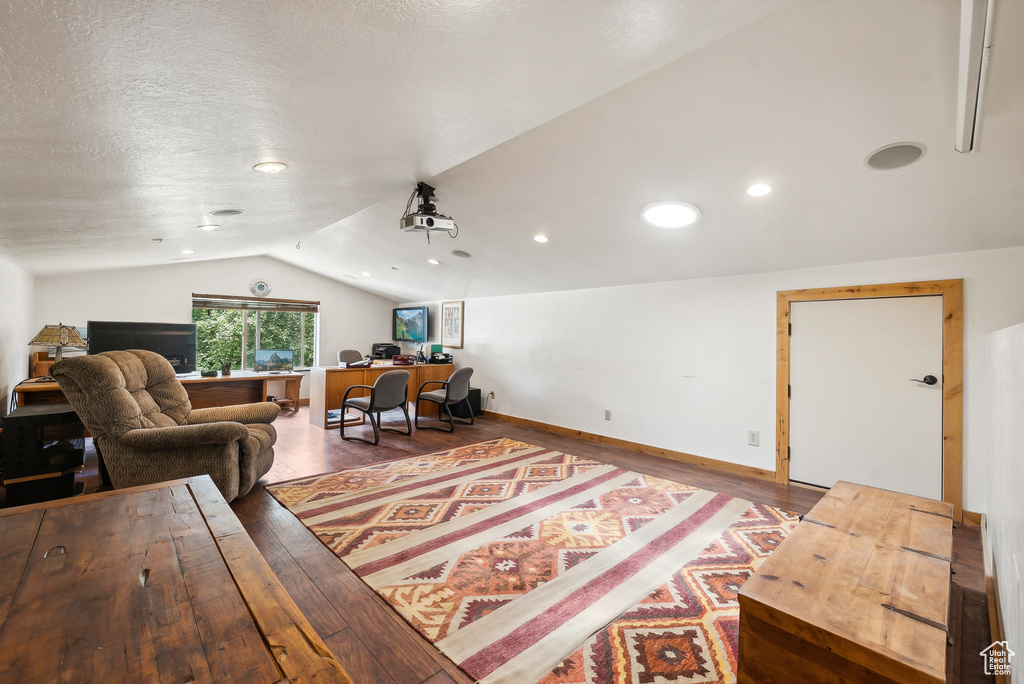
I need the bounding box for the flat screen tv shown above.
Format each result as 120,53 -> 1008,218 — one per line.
87,321 -> 198,373
253,349 -> 294,372
393,306 -> 427,342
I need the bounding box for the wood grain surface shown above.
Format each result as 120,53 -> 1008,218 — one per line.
0,476 -> 350,683
738,481 -> 954,684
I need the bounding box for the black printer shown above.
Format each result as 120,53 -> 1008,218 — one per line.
371,343 -> 402,359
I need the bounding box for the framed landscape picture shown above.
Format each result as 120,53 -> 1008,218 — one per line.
441,300 -> 464,349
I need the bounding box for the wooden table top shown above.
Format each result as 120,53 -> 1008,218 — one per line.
16,371 -> 303,392
10,379 -> 64,394
739,480 -> 953,683
0,476 -> 351,683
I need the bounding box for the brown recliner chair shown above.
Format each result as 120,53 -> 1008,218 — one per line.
52,349 -> 280,502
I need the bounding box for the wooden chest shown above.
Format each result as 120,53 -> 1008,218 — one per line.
738,481 -> 954,683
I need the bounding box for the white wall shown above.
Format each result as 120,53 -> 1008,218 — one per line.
0,255 -> 34,415
446,245 -> 1024,514
32,256 -> 396,397
987,323 -> 1024,664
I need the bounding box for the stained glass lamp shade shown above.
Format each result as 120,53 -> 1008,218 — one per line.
29,324 -> 86,362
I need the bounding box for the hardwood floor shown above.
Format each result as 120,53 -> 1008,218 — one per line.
68,406 -> 995,683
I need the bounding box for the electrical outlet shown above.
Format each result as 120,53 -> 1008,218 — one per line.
487,391 -> 495,399
747,430 -> 760,447
604,410 -> 611,421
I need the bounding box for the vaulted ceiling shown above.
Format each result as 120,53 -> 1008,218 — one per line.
2,1 -> 1022,302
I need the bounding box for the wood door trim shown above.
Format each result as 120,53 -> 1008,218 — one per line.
776,279 -> 964,521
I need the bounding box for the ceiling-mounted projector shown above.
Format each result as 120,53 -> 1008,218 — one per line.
400,213 -> 455,232
400,182 -> 458,241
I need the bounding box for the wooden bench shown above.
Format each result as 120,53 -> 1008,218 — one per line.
738,480 -> 954,683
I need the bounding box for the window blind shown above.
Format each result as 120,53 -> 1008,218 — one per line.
191,293 -> 319,313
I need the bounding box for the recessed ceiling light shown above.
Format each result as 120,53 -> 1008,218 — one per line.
361,271 -> 371,277
180,249 -> 195,254
199,224 -> 219,231
640,201 -> 702,228
866,142 -> 925,170
451,250 -> 472,258
534,235 -> 549,243
209,209 -> 243,216
428,259 -> 440,265
253,162 -> 287,173
747,183 -> 772,197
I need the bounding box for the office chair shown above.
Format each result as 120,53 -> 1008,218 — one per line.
340,370 -> 412,445
415,366 -> 474,432
337,349 -> 363,365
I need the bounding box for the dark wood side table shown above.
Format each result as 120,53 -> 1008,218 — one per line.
0,475 -> 352,683
1,402 -> 85,507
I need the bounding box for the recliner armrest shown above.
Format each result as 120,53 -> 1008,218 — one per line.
119,422 -> 249,449
186,402 -> 281,426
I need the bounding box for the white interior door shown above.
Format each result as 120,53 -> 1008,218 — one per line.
789,296 -> 943,499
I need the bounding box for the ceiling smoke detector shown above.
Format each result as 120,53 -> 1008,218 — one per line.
400,182 -> 458,243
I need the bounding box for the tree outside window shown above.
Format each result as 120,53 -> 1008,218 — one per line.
191,296 -> 318,371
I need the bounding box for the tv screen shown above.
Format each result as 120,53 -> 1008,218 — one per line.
254,349 -> 294,372
87,321 -> 198,373
393,306 -> 428,342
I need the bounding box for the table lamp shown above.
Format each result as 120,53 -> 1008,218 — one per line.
29,323 -> 87,363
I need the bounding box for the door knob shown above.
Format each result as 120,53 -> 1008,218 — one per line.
909,375 -> 938,385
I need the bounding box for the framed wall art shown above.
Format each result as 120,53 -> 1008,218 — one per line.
441,300 -> 464,349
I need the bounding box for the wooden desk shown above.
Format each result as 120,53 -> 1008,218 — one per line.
309,363 -> 455,428
180,371 -> 303,411
14,371 -> 302,412
738,481 -> 954,684
0,475 -> 351,682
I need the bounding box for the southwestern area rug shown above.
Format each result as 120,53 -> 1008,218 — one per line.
266,438 -> 799,684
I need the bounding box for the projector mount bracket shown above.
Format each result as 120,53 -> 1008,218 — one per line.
400,182 -> 458,243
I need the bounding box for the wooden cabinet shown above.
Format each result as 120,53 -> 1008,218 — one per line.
309,363 -> 455,428
29,351 -> 55,378
738,481 -> 954,684
180,372 -> 302,411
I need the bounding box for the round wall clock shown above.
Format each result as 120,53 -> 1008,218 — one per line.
250,278 -> 272,297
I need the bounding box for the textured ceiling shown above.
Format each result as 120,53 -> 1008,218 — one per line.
0,0 -> 793,280
2,1 -> 1024,303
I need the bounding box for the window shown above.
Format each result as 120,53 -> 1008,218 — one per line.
191,293 -> 319,371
